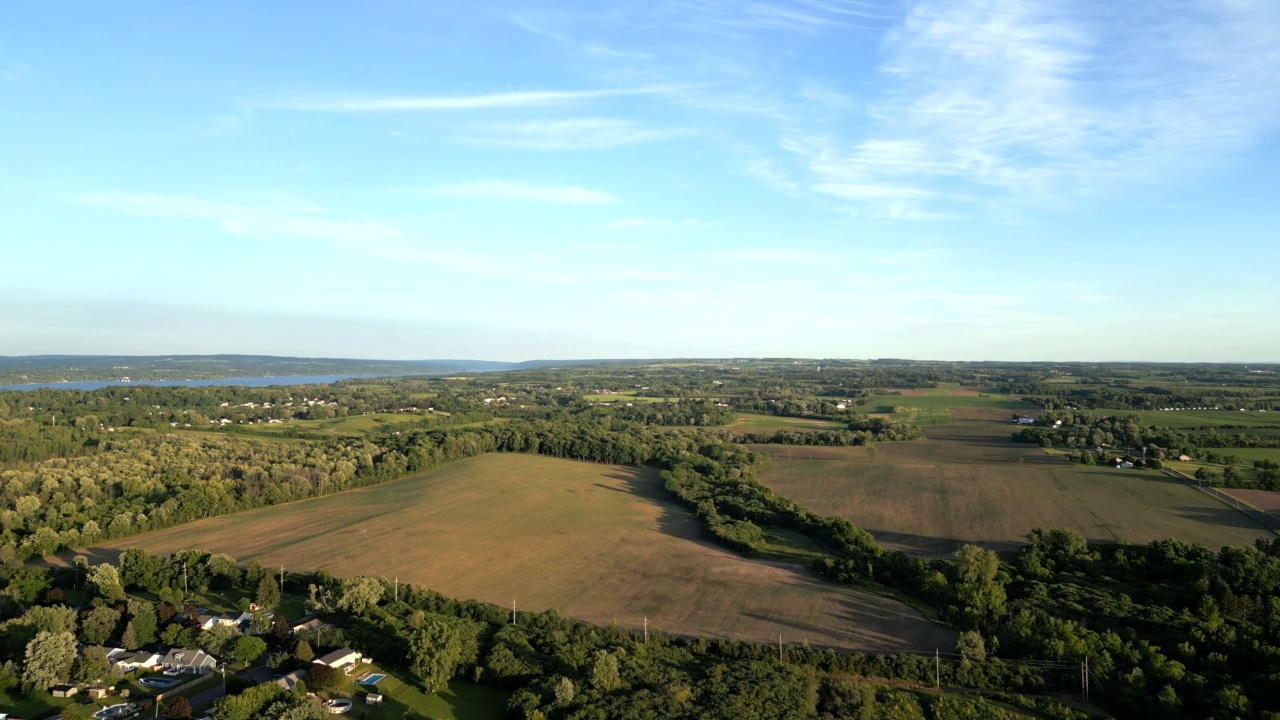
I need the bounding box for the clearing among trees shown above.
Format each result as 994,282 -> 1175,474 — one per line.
95,454 -> 954,653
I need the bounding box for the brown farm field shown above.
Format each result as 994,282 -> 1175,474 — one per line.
756,407 -> 1275,556
1223,488 -> 1280,514
91,454 -> 953,653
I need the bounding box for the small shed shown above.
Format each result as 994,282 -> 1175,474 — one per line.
366,693 -> 383,705
87,686 -> 113,700
51,683 -> 79,697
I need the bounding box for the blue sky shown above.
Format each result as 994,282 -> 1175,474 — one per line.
2,1 -> 1278,361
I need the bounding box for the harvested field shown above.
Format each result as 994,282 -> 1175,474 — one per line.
93,454 -> 953,653
1224,488 -> 1280,514
757,406 -> 1274,555
727,414 -> 847,432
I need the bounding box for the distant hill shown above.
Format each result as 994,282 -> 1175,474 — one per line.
0,354 -> 622,385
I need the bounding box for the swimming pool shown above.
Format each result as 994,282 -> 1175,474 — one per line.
358,673 -> 385,686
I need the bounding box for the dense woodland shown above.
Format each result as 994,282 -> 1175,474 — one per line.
2,360 -> 1280,718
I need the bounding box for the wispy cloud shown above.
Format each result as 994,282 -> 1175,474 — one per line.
744,159 -> 800,193
413,181 -> 618,206
3,61 -> 34,83
72,191 -> 489,273
786,0 -> 1280,218
455,118 -> 679,150
665,0 -> 900,34
594,217 -> 712,230
253,87 -> 677,113
702,247 -> 834,264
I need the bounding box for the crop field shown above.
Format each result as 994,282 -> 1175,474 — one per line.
756,406 -> 1274,555
1222,488 -> 1280,514
582,393 -> 685,403
1204,447 -> 1280,463
94,454 -> 953,653
1102,409 -> 1280,428
249,412 -> 434,436
727,413 -> 847,432
864,389 -> 1032,426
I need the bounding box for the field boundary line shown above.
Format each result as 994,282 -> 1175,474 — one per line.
1163,469 -> 1280,535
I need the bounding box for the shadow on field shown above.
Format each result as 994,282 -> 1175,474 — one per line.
51,546 -> 123,568
1173,505 -> 1273,531
599,468 -> 712,545
866,530 -> 1024,558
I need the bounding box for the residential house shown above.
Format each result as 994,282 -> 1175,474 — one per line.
112,650 -> 160,672
314,648 -> 365,674
1178,454 -> 1193,462
276,669 -> 307,691
161,648 -> 217,674
291,618 -> 331,635
50,684 -> 78,697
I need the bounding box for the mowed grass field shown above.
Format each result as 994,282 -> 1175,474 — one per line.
865,389 -> 1031,426
756,407 -> 1275,556
93,454 -> 953,653
250,412 -> 434,436
727,413 -> 847,432
1205,447 -> 1280,464
1103,409 -> 1280,428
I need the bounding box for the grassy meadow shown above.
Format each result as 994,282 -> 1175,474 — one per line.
248,412 -> 435,436
756,405 -> 1275,556
863,388 -> 1032,426
727,413 -> 847,432
1103,408 -> 1280,428
92,454 -> 953,653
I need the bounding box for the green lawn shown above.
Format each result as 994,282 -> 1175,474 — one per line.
0,688 -> 83,718
324,665 -> 508,720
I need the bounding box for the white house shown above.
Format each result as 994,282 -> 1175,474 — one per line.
291,618 -> 331,635
111,650 -> 160,672
314,648 -> 365,674
161,648 -> 217,674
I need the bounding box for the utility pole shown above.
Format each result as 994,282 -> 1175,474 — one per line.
183,563 -> 188,595
1084,657 -> 1090,703
394,577 -> 399,603
935,649 -> 940,689
643,616 -> 648,644
511,599 -> 516,625
279,565 -> 285,596
1081,660 -> 1086,701
778,635 -> 783,662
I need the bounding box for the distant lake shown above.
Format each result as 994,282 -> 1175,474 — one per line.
0,374 -> 395,392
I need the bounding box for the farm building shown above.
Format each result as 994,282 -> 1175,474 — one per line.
1014,417 -> 1035,425
1178,454 -> 1193,461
